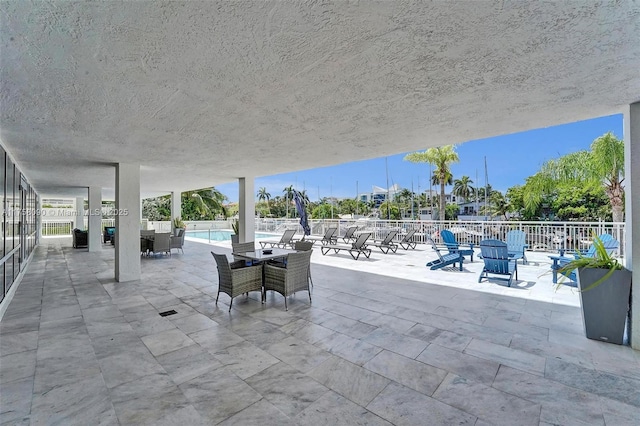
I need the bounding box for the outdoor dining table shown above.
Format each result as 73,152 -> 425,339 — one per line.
232,248 -> 298,295
232,248 -> 297,263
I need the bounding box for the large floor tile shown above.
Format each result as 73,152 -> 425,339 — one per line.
416,344 -> 500,385
245,362 -> 329,417
363,349 -> 447,396
179,367 -> 262,423
464,338 -> 546,376
296,391 -> 393,426
308,355 -> 390,406
432,373 -> 541,426
493,366 -> 605,425
367,382 -> 476,425
211,340 -> 280,379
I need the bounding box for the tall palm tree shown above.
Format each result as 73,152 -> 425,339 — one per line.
453,176 -> 474,203
523,132 -> 625,221
405,145 -> 459,222
283,185 -> 294,218
257,187 -> 271,215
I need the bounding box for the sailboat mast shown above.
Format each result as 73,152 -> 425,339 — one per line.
484,156 -> 489,219
385,157 -> 391,220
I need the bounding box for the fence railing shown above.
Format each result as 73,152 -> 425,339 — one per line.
255,218 -> 626,257
39,218 -> 626,257
42,221 -> 73,236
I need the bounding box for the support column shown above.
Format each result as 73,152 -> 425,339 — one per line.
171,191 -> 181,224
74,196 -> 84,230
624,103 -> 639,349
88,186 -> 102,252
115,164 -> 141,282
238,177 -> 255,243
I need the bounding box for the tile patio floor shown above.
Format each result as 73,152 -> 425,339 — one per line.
1,237 -> 639,425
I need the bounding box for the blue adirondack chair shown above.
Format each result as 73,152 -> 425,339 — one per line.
506,230 -> 528,265
478,239 -> 518,287
440,229 -> 475,262
549,234 -> 618,285
426,237 -> 463,271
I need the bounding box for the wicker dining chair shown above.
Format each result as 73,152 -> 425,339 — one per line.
211,251 -> 263,311
263,250 -> 312,310
294,240 -> 314,287
232,241 -> 256,267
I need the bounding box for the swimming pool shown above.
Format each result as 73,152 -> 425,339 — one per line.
186,230 -> 276,242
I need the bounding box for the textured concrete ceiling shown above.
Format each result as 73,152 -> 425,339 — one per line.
1,1 -> 639,199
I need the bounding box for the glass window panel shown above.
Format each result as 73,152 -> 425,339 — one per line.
0,147 -> 4,259
4,254 -> 12,292
5,157 -> 13,252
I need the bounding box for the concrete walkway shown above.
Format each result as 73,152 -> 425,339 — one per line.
1,238 -> 639,425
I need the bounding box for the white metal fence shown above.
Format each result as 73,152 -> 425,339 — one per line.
255,218 -> 626,257
40,218 -> 626,257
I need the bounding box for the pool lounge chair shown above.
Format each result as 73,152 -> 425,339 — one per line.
440,229 -> 475,262
371,229 -> 399,254
321,232 -> 372,260
425,237 -> 463,271
341,226 -> 359,243
398,229 -> 417,250
478,239 -> 517,287
259,229 -> 297,249
304,227 -> 338,245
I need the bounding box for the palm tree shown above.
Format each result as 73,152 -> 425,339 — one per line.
523,132 -> 625,221
283,185 -> 294,218
487,191 -> 510,220
405,145 -> 459,222
182,187 -> 228,218
453,176 -> 474,203
257,187 -> 271,215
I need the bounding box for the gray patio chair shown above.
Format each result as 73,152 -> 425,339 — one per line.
260,229 -> 297,249
294,240 -> 314,287
149,232 -> 171,256
341,226 -> 359,243
263,250 -> 312,310
304,227 -> 338,245
399,229 -> 418,250
170,228 -> 185,254
211,251 -> 263,311
320,232 -> 372,260
232,240 -> 256,267
371,229 -> 399,254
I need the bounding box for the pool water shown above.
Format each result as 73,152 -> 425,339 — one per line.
186,230 -> 275,241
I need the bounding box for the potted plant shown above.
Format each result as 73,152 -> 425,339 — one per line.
172,217 -> 186,236
558,235 -> 631,345
230,218 -> 239,243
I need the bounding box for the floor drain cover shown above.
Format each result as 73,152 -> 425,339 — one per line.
159,310 -> 178,317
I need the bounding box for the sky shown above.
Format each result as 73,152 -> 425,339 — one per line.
217,113 -> 624,203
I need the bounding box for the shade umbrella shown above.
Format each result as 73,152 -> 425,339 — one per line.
293,190 -> 310,236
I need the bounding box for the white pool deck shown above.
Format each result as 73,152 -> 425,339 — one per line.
1,236 -> 639,425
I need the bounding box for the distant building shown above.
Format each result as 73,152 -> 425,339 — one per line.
358,184 -> 402,207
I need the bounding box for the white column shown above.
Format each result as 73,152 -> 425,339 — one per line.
624,102 -> 639,349
238,177 -> 255,243
88,186 -> 102,252
115,163 -> 141,282
171,191 -> 181,224
74,196 -> 84,230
